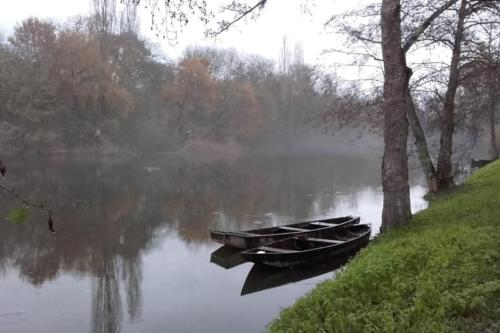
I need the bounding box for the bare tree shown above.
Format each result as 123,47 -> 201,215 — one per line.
412,0 -> 500,188
91,0 -> 118,35
278,36 -> 291,74
119,0 -> 139,34
90,0 -> 118,56
325,0 -> 458,193
435,0 -> 468,188
327,0 -> 500,193
342,0 -> 464,227
460,21 -> 500,160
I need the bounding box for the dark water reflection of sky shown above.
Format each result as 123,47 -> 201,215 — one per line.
0,154 -> 427,333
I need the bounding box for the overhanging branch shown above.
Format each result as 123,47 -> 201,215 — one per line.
210,0 -> 267,36
403,0 -> 460,53
0,166 -> 55,233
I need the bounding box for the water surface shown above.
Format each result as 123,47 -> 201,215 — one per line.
0,154 -> 427,333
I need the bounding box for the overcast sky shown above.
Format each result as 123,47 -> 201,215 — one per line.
0,0 -> 360,66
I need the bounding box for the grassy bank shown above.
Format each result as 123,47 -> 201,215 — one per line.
270,162 -> 500,333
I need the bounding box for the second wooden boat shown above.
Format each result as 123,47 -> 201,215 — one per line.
210,215 -> 360,249
240,224 -> 371,267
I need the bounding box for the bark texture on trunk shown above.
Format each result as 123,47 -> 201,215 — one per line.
380,0 -> 412,232
437,0 -> 467,189
406,89 -> 439,193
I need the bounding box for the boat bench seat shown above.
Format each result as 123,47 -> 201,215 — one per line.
306,237 -> 344,244
228,231 -> 261,237
310,222 -> 336,227
278,226 -> 309,232
259,246 -> 298,254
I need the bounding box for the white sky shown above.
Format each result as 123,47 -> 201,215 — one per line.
0,0 -> 358,65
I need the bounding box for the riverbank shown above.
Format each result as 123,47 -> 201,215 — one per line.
270,161 -> 500,332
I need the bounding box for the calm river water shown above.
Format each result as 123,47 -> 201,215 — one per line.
0,153 -> 427,333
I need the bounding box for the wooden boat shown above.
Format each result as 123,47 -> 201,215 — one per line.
210,215 -> 360,249
471,159 -> 493,169
240,224 -> 371,268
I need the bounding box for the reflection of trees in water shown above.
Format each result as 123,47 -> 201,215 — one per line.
90,255 -> 142,333
122,255 -> 142,321
1,154 -> 384,260
92,257 -> 122,333
161,155 -> 384,240
0,154 -> 385,331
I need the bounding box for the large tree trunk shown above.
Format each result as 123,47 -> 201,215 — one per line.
436,0 -> 467,188
380,0 -> 412,232
406,89 -> 439,193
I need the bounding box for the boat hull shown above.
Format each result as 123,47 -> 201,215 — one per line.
241,224 -> 371,267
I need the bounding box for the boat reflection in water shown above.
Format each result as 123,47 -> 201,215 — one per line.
210,245 -> 357,296
241,252 -> 355,296
210,245 -> 247,269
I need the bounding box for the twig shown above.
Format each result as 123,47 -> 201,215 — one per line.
211,0 -> 267,36
0,182 -> 55,233
0,183 -> 49,212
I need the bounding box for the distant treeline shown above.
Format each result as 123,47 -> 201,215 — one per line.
0,16 -> 371,155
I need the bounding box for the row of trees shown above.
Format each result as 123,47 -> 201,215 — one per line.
0,16 -> 135,151
0,10 -> 364,154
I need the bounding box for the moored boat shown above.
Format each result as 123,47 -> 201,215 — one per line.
210,215 -> 360,249
240,224 -> 371,267
471,159 -> 493,169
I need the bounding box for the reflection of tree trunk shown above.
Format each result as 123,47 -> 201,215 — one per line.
488,83 -> 498,160
92,258 -> 122,333
380,0 -> 412,232
406,89 -> 439,193
437,0 -> 466,189
124,257 -> 142,321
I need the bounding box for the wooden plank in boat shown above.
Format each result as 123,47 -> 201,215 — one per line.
306,238 -> 345,244
228,231 -> 261,236
278,226 -> 309,232
259,246 -> 298,254
310,222 -> 337,227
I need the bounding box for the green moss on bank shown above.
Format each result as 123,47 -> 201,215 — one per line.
270,162 -> 500,333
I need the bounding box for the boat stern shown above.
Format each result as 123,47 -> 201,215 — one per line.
210,230 -> 226,244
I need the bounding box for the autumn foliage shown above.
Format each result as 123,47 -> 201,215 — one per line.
0,17 -> 347,154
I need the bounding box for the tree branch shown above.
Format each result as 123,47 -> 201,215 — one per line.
210,0 -> 267,36
403,0 -> 460,53
322,48 -> 383,62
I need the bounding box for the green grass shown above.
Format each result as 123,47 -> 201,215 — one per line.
269,162 -> 500,333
